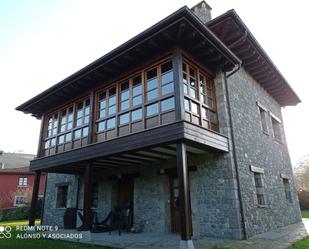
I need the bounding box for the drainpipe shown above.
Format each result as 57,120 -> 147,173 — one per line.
224,65 -> 248,239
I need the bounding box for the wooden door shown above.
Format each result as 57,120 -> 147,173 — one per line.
169,176 -> 192,234
117,177 -> 134,206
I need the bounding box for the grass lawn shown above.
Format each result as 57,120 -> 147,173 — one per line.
287,236 -> 309,249
301,210 -> 309,218
0,219 -> 112,249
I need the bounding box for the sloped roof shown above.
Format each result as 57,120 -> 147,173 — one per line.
16,6 -> 240,118
207,9 -> 301,106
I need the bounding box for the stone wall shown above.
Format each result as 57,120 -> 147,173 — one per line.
227,67 -> 302,237
42,173 -> 78,228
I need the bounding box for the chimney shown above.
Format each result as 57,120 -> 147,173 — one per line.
191,1 -> 212,24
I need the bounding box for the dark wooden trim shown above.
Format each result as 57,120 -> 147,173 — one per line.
172,49 -> 184,121
88,91 -> 95,144
176,143 -> 191,240
30,121 -> 229,171
83,163 -> 93,230
29,171 -> 41,226
37,114 -> 45,157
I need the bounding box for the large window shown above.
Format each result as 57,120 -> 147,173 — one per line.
43,97 -> 90,156
56,185 -> 68,208
95,59 -> 175,142
183,60 -> 218,131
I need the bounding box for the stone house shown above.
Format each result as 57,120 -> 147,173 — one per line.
16,1 -> 301,248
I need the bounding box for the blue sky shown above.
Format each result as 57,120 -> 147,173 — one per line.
0,0 -> 308,164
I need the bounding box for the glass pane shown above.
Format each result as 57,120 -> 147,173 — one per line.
52,128 -> 57,136
61,111 -> 66,124
162,82 -> 174,95
65,132 -> 72,142
184,99 -> 190,111
131,108 -> 142,121
74,129 -> 81,139
77,109 -> 83,118
191,102 -> 199,114
133,95 -> 142,106
68,112 -> 73,122
67,122 -> 73,130
109,87 -> 116,96
207,98 -> 213,108
45,140 -> 50,149
60,124 -> 66,132
182,63 -> 187,72
82,127 -> 89,137
84,106 -> 90,116
121,81 -> 129,91
109,96 -> 117,106
58,135 -> 65,145
84,115 -> 89,124
201,107 -> 207,119
121,100 -> 130,110
108,105 -> 116,115
48,130 -> 52,137
121,90 -> 129,101
99,100 -> 106,109
51,138 -> 56,146
146,103 -> 159,117
147,68 -> 157,80
133,75 -> 142,86
99,109 -> 106,118
147,78 -> 158,91
183,84 -> 188,95
161,61 -> 172,73
190,87 -> 197,99
99,92 -> 106,100
162,71 -> 173,85
147,89 -> 158,101
161,97 -> 175,112
133,85 -> 142,96
107,118 -> 116,129
97,121 -> 105,132
120,113 -> 130,125
76,118 -> 82,127
189,67 -> 195,77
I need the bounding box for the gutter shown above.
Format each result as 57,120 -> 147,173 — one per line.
224,65 -> 248,239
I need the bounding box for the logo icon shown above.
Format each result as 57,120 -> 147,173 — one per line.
0,226 -> 12,239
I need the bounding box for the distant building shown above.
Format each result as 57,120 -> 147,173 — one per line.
0,167 -> 46,208
0,151 -> 35,169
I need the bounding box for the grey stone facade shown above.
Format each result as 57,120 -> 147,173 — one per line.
227,67 -> 302,237
41,67 -> 301,240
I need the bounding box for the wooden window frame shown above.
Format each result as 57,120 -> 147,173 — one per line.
42,96 -> 90,156
94,57 -> 176,142
182,58 -> 218,132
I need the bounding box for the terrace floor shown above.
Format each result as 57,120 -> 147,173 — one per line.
49,219 -> 309,249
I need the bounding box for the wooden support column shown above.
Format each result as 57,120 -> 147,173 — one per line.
176,142 -> 194,248
172,49 -> 185,121
29,171 -> 41,226
83,163 -> 93,230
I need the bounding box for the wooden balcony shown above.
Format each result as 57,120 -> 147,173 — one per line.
29,120 -> 228,173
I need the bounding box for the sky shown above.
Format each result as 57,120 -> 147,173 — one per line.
0,0 -> 308,165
